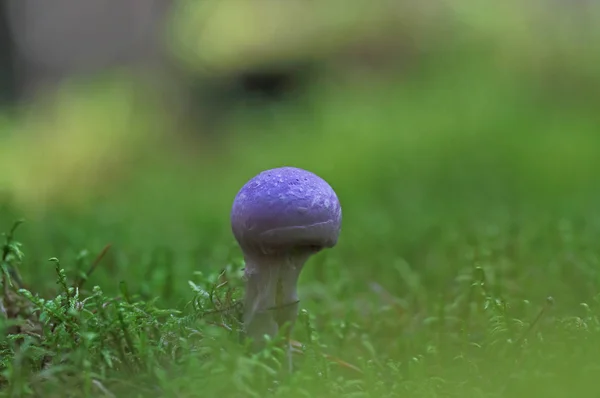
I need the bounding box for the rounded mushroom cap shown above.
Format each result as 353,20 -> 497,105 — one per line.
231,167 -> 342,255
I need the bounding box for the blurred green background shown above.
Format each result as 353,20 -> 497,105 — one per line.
1,0 -> 600,344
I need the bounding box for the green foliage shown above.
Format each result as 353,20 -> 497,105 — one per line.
1,202 -> 600,398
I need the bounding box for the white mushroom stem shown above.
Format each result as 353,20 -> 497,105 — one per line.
242,251 -> 312,371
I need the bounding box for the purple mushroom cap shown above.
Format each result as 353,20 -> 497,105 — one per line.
231,167 -> 342,255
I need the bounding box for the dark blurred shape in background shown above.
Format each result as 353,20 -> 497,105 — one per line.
0,1 -> 422,127
0,1 -> 17,105
5,0 -> 173,101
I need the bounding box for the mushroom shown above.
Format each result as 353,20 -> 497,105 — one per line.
230,166 -> 342,369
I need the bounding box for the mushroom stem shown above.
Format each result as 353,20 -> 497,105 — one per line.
243,253 -> 309,368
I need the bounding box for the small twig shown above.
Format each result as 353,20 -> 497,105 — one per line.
459,266 -> 488,336
206,321 -> 232,332
75,244 -> 112,290
500,296 -> 555,395
513,296 -> 554,348
215,280 -> 229,290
